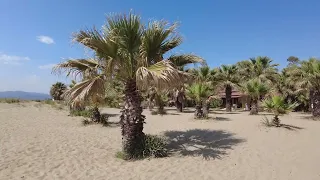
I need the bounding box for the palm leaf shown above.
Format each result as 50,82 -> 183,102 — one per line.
136,61 -> 188,90
168,54 -> 205,68
52,59 -> 102,79
63,75 -> 105,105
140,21 -> 182,64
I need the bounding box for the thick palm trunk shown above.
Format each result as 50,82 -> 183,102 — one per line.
309,89 -> 314,112
175,90 -> 184,112
225,85 -> 232,112
203,102 -> 209,118
194,102 -> 203,119
91,106 -> 101,122
272,115 -> 280,127
250,99 -> 258,115
120,79 -> 146,158
155,93 -> 165,114
312,90 -> 320,117
148,91 -> 155,110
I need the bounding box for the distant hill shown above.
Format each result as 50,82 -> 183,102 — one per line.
0,91 -> 51,100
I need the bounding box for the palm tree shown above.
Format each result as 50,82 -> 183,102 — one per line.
287,56 -> 300,66
169,56 -> 205,112
53,12 -> 202,158
188,66 -> 216,110
186,83 -> 211,118
50,82 -> 67,100
241,78 -> 269,115
150,56 -> 204,114
272,69 -> 295,101
215,64 -> 239,112
237,56 -> 279,83
288,58 -> 320,117
263,96 -> 298,127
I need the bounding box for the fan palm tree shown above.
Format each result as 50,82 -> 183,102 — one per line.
188,66 -> 216,110
50,82 -> 67,100
186,83 -> 211,119
241,78 -> 269,115
237,56 -> 279,83
53,12 -> 203,158
169,56 -> 205,112
287,58 -> 320,117
263,96 -> 298,127
149,56 -> 204,114
188,66 -> 215,85
215,64 -> 239,112
272,70 -> 295,101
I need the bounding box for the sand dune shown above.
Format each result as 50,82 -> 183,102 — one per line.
1,102 -> 320,180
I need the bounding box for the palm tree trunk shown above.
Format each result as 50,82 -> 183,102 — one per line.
309,89 -> 314,112
250,99 -> 258,115
175,90 -> 184,112
272,115 -> 280,127
194,102 -> 203,119
148,91 -> 155,110
155,93 -> 165,114
203,101 -> 209,118
312,90 -> 320,117
225,85 -> 232,112
120,79 -> 146,158
91,106 -> 101,122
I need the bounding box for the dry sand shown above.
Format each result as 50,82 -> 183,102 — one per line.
1,102 -> 320,180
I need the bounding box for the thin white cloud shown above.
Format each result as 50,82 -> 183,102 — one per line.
38,63 -> 56,70
37,35 -> 55,44
0,52 -> 30,65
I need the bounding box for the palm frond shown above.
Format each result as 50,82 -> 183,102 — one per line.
136,61 -> 188,90
52,59 -> 102,79
241,78 -> 269,100
168,54 -> 205,68
140,21 -> 182,64
262,95 -> 298,115
63,75 -> 105,106
186,83 -> 211,103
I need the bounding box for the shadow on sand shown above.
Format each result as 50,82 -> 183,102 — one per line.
279,124 -> 304,131
164,129 -> 245,160
213,116 -> 231,121
212,111 -> 241,115
108,121 -> 120,128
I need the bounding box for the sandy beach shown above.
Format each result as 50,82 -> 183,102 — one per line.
1,102 -> 320,180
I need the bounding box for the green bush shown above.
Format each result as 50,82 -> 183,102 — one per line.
143,134 -> 168,158
116,134 -> 168,160
209,98 -> 222,108
81,115 -> 109,126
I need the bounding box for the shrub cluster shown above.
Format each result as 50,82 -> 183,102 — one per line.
116,134 -> 168,160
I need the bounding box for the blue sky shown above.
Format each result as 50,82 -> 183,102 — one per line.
1,0 -> 320,93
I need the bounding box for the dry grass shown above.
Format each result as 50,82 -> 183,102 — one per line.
0,98 -> 21,104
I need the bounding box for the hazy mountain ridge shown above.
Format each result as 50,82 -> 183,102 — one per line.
0,91 -> 50,100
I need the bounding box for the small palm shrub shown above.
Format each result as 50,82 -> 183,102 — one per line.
143,135 -> 168,158
82,115 -> 108,126
73,107 -> 108,126
50,82 -> 67,100
262,96 -> 298,127
186,83 -> 211,119
116,134 -> 168,160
